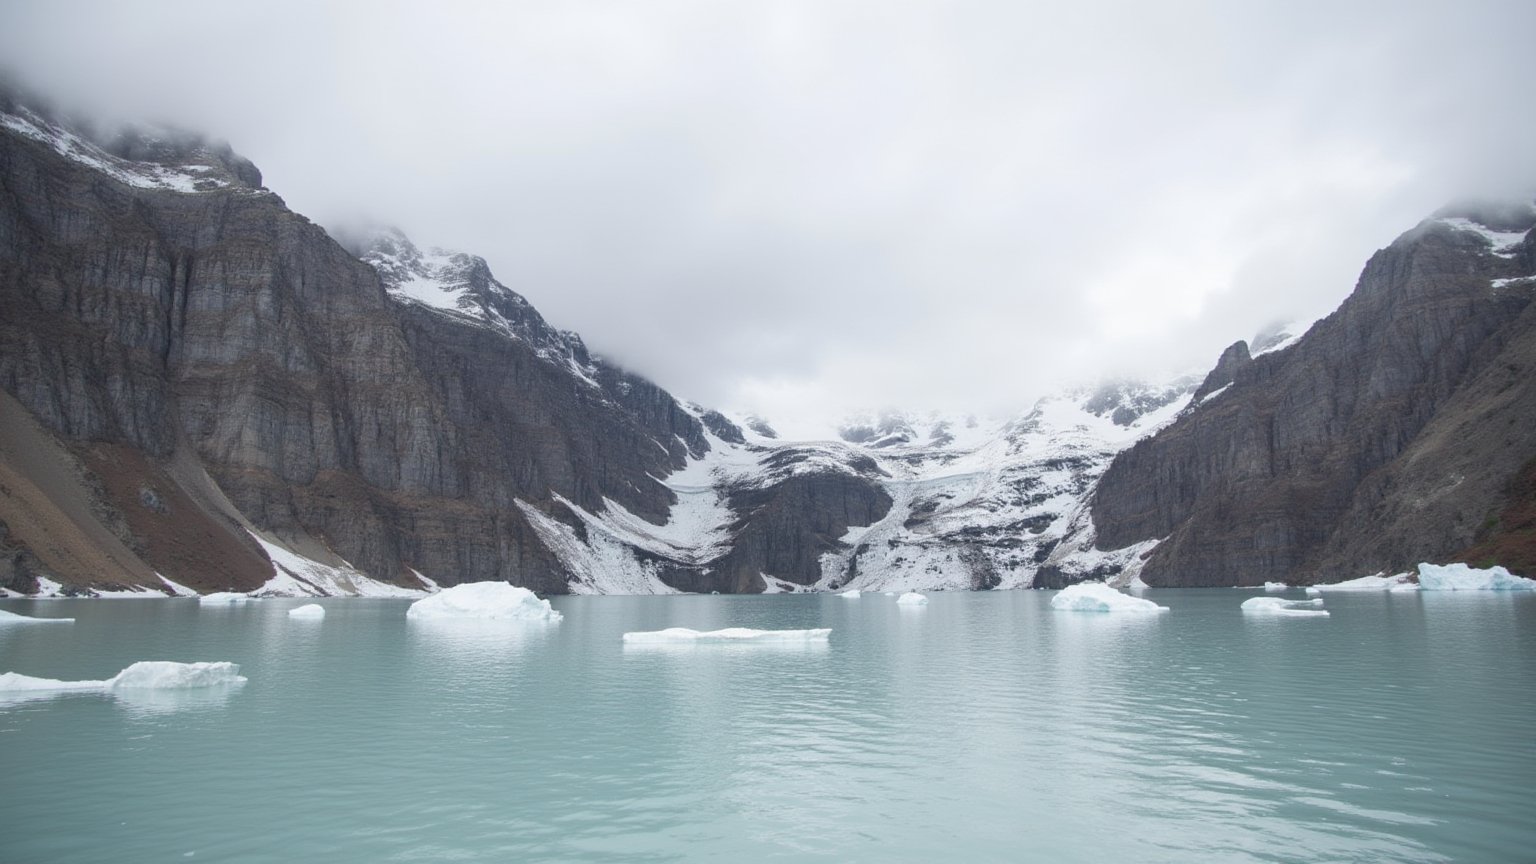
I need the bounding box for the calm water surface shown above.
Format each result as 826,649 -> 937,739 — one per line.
1,589 -> 1533,862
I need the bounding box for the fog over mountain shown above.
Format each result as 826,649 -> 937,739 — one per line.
2,0 -> 1533,436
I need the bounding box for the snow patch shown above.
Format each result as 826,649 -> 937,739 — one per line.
249,532 -> 426,598
1435,217 -> 1529,258
1051,582 -> 1168,613
406,582 -> 562,622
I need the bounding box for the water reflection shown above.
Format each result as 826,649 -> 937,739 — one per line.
407,618 -> 558,662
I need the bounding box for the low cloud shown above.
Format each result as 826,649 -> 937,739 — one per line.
3,0 -> 1533,431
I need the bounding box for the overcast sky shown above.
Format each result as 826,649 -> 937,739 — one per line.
3,1 -> 1533,435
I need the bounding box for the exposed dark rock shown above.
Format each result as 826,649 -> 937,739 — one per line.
0,104 -> 708,594
1091,205 -> 1536,586
699,409 -> 746,444
1190,340 -> 1251,403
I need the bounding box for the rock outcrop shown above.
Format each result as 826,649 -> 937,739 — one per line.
1090,202 -> 1536,585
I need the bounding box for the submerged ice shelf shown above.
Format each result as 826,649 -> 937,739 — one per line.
0,609 -> 73,624
622,627 -> 832,644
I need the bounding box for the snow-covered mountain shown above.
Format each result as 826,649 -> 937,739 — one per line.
505,370 -> 1215,594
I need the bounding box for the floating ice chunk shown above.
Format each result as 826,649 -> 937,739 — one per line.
838,589 -> 862,599
0,609 -> 73,624
1304,573 -> 1414,593
1051,582 -> 1169,613
1241,597 -> 1330,617
1263,582 -> 1289,592
622,627 -> 831,643
107,661 -> 246,690
1416,562 -> 1536,591
406,581 -> 562,621
287,604 -> 326,619
896,592 -> 928,606
199,592 -> 251,604
0,661 -> 246,695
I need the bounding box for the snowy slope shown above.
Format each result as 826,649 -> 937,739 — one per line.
360,227 -> 603,387
520,372 -> 1203,593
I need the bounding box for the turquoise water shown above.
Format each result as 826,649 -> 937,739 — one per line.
1,589 -> 1533,862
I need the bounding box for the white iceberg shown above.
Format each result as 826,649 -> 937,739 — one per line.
199,592 -> 251,604
287,603 -> 326,619
0,661 -> 246,694
0,609 -> 74,624
1051,582 -> 1169,613
1263,582 -> 1289,592
406,581 -> 562,621
838,589 -> 862,599
1303,573 -> 1414,594
622,627 -> 831,644
1416,562 -> 1536,591
896,591 -> 928,606
1241,596 -> 1330,617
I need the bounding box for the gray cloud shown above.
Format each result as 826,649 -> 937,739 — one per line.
3,0 -> 1533,435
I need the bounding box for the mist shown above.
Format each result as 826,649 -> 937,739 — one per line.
3,0 -> 1533,436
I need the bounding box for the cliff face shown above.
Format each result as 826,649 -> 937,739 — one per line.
0,104 -> 714,594
1090,203 -> 1536,585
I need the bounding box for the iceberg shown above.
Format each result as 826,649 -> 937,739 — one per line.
896,591 -> 928,606
0,609 -> 74,624
287,603 -> 326,619
1416,562 -> 1536,591
1304,573 -> 1414,594
0,661 -> 246,695
1263,582 -> 1289,592
1241,596 -> 1330,617
838,589 -> 862,599
199,592 -> 251,604
622,627 -> 831,644
406,581 -> 562,621
1051,582 -> 1168,613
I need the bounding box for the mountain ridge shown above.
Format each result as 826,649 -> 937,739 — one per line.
2,99 -> 1530,597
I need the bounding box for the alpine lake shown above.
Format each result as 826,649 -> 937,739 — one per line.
2,588 -> 1532,862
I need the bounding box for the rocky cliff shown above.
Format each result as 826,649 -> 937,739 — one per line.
0,99 -> 896,596
1089,203 -> 1536,585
